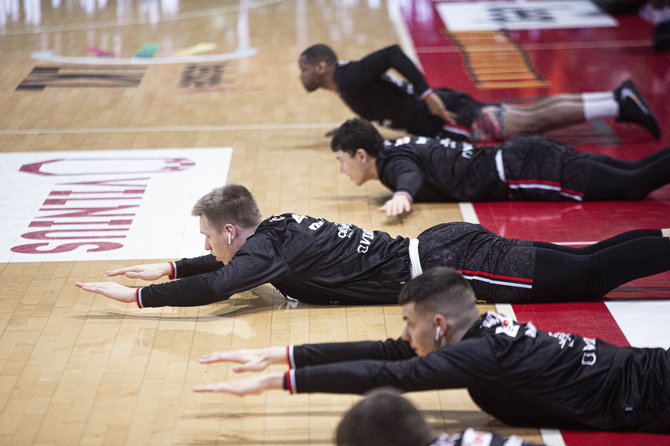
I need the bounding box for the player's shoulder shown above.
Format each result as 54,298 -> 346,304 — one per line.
261,214 -> 331,232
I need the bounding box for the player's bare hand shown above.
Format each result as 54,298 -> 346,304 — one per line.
199,347 -> 285,372
74,281 -> 136,303
193,373 -> 284,396
105,263 -> 172,281
379,194 -> 412,216
423,91 -> 457,125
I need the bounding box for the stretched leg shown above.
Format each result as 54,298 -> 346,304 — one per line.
585,146 -> 670,169
500,82 -> 660,139
502,100 -> 586,137
582,147 -> 670,200
533,229 -> 662,254
531,231 -> 670,300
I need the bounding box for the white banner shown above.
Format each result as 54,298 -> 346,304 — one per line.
0,148 -> 232,262
437,1 -> 617,32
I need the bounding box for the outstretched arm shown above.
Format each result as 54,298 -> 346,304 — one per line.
194,347 -> 287,396
74,281 -> 137,303
379,193 -> 412,216
355,46 -> 457,124
193,339 -> 419,396
193,373 -> 284,395
199,347 -> 287,372
106,262 -> 173,280
75,262 -> 172,305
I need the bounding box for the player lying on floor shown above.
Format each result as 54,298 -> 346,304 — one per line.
75,184 -> 670,306
193,267 -> 670,434
335,388 -> 543,446
331,118 -> 670,216
299,44 -> 661,141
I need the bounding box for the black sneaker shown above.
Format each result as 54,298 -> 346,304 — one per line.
615,80 -> 661,139
654,20 -> 670,53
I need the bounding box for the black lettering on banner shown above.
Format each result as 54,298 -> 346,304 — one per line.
488,7 -> 554,24
16,65 -> 146,90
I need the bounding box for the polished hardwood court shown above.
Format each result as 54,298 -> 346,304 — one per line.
1,0 -> 668,445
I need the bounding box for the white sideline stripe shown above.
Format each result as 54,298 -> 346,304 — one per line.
458,202 -> 480,224
494,303 -> 516,321
0,123 -> 342,135
606,301 -> 670,349
387,0 -> 422,68
541,429 -> 567,446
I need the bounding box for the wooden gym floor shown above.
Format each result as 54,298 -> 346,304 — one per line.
0,1 -> 668,445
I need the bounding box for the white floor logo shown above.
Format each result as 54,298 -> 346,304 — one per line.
0,148 -> 232,262
436,1 -> 617,32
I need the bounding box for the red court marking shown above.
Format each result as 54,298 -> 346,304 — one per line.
511,302 -> 628,345
400,1 -> 670,443
559,431 -> 670,445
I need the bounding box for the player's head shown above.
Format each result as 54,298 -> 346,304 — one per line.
299,44 -> 337,92
398,267 -> 479,356
331,118 -> 384,158
192,184 -> 263,263
336,388 -> 435,446
329,118 -> 383,186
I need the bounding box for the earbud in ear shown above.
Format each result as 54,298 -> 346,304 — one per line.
227,232 -> 232,245
435,326 -> 441,341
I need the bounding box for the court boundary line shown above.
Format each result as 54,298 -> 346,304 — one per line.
414,40 -> 652,53
0,123 -> 342,135
1,0 -> 282,35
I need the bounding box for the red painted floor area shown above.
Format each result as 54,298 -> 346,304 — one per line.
400,0 -> 670,297
400,1 -> 670,443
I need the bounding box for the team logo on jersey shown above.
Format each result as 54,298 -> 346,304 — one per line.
308,219 -> 324,231
581,337 -> 597,366
291,214 -> 306,224
394,137 -> 411,146
524,321 -> 537,338
336,223 -> 354,239
548,332 -> 575,349
483,312 -> 519,338
495,318 -> 519,338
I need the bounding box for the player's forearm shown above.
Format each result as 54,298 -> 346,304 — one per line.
292,339 -> 414,368
286,360 -> 390,394
259,373 -> 284,392
174,255 -> 223,278
137,275 -> 232,308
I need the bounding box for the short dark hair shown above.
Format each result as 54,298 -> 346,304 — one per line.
191,184 -> 263,232
300,44 -> 337,66
330,118 -> 385,157
336,388 -> 435,446
398,267 -> 476,316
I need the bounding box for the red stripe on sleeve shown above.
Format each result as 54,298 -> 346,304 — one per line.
284,371 -> 292,394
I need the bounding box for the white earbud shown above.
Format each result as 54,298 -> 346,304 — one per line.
227,232 -> 232,245
435,326 -> 441,341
